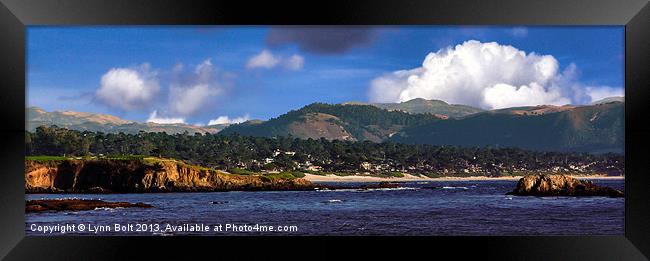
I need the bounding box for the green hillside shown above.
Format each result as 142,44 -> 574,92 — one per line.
344,98 -> 484,118
391,101 -> 624,153
28,99 -> 625,153
219,103 -> 441,141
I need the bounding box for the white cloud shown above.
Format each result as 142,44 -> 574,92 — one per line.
170,84 -> 220,116
368,40 -> 620,109
246,50 -> 305,71
585,86 -> 624,103
483,83 -> 569,109
146,110 -> 185,124
168,59 -> 223,116
208,114 -> 250,125
95,64 -> 159,111
284,54 -> 305,70
246,50 -> 281,69
511,27 -> 528,38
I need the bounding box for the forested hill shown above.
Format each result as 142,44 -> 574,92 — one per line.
392,101 -> 624,153
344,98 -> 484,118
27,99 -> 624,153
219,101 -> 624,153
219,103 -> 442,142
25,126 -> 624,177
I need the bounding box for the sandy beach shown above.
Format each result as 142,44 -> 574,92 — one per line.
302,173 -> 625,183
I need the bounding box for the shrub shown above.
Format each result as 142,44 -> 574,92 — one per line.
229,168 -> 257,175
26,155 -> 69,162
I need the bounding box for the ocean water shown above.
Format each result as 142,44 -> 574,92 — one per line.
25,179 -> 624,236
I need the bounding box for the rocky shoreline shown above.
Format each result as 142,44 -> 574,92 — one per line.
26,199 -> 153,213
507,174 -> 624,197
25,159 -> 625,197
25,159 -> 314,193
303,173 -> 624,183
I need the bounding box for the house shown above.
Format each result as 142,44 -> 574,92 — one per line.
306,165 -> 322,172
273,150 -> 296,157
360,162 -> 372,170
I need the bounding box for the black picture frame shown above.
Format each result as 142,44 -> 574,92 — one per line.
1,0 -> 649,260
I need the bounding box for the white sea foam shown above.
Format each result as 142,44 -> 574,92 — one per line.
368,187 -> 418,191
316,188 -> 360,192
152,231 -> 174,236
442,186 -> 469,190
317,187 -> 418,192
38,197 -> 101,201
93,207 -> 124,211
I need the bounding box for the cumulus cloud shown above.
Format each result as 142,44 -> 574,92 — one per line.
368,40 -> 621,109
246,50 -> 281,69
246,50 -> 304,71
267,27 -> 378,54
483,83 -> 569,109
208,114 -> 250,125
95,64 -> 159,111
168,59 -> 224,116
146,110 -> 186,124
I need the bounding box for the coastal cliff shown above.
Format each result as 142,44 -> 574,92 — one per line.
508,174 -> 624,197
25,158 -> 313,193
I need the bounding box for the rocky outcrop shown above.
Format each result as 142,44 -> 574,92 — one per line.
26,199 -> 153,212
25,159 -> 314,193
508,174 -> 624,197
359,182 -> 400,190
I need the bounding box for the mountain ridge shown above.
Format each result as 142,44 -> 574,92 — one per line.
27,107 -> 227,134
219,102 -> 441,142
28,97 -> 624,153
220,99 -> 624,153
343,98 -> 484,118
391,101 -> 624,153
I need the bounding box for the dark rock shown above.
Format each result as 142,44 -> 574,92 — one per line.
86,187 -> 112,193
359,181 -> 400,190
26,199 -> 153,213
507,174 -> 624,198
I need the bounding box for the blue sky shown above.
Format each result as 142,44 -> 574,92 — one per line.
27,26 -> 624,125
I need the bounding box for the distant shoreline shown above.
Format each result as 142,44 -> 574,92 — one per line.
303,173 -> 625,183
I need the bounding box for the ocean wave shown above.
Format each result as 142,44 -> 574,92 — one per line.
316,188 -> 368,193
367,187 -> 418,191
441,186 -> 469,190
152,231 -> 175,236
316,187 -> 418,192
93,207 -> 124,211
38,197 -> 102,201
323,199 -> 343,203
